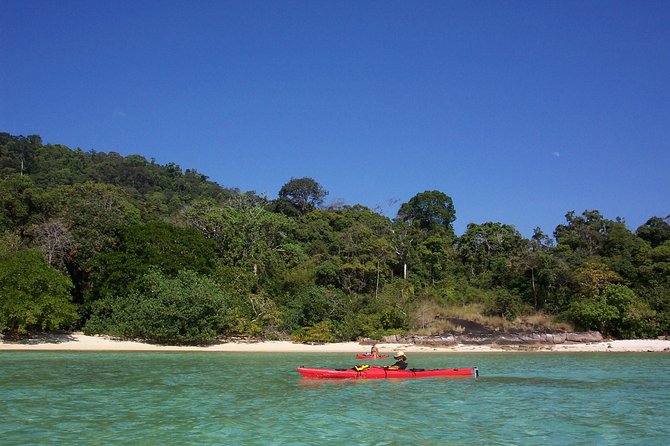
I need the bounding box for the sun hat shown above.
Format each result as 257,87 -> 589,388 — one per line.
394,351 -> 405,358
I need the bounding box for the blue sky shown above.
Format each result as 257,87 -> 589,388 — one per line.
2,1 -> 668,237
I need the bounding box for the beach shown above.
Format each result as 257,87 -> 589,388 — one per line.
1,333 -> 669,353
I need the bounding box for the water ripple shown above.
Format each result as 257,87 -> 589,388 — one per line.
1,352 -> 669,445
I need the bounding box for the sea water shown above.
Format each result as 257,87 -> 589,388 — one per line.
1,352 -> 669,445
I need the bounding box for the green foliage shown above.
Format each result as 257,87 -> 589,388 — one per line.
2,133 -> 669,340
181,198 -> 294,280
337,291 -> 409,341
554,210 -> 615,264
291,320 -> 337,343
0,248 -> 77,333
602,222 -> 651,281
86,221 -> 219,308
636,216 -> 670,248
485,288 -> 524,321
566,296 -> 618,335
31,182 -> 143,304
275,177 -> 328,217
0,176 -> 33,231
279,285 -> 346,332
340,312 -> 386,340
414,234 -> 457,284
397,190 -> 456,233
457,222 -> 527,285
566,284 -> 656,337
85,269 -> 233,344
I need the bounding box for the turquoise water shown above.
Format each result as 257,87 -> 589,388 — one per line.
1,352 -> 669,445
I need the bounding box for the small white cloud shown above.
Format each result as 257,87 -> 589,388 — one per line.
553,151 -> 561,157
113,109 -> 127,118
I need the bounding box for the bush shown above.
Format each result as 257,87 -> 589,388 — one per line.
291,320 -> 337,343
279,285 -> 345,332
85,269 -> 233,344
485,288 -> 523,321
566,284 -> 657,337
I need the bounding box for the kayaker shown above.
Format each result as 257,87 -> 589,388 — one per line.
386,351 -> 407,370
370,343 -> 380,358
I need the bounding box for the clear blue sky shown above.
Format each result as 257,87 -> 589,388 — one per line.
2,0 -> 668,237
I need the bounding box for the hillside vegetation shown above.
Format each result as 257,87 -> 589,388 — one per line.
1,133 -> 668,343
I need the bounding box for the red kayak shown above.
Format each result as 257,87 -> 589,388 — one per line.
297,366 -> 479,379
355,354 -> 389,359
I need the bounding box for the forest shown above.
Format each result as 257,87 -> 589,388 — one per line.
1,132 -> 668,344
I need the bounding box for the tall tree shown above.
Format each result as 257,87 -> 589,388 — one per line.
275,177 -> 328,217
35,183 -> 142,303
515,228 -> 555,310
181,198 -> 294,280
636,216 -> 670,248
554,210 -> 615,262
397,190 -> 456,234
457,222 -> 526,283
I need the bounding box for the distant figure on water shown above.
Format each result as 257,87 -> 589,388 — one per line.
370,343 -> 380,358
386,351 -> 407,370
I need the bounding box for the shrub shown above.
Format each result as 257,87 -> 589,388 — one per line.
291,320 -> 337,343
85,269 -> 233,344
485,288 -> 523,321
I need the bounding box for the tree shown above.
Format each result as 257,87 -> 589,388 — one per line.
275,177 -> 328,217
554,210 -> 615,262
636,216 -> 670,248
517,227 -> 555,310
486,287 -> 523,321
457,222 -> 526,283
530,227 -> 554,252
397,190 -> 456,233
574,260 -> 622,296
515,246 -> 558,311
601,222 -> 650,282
0,175 -> 41,232
0,249 -> 77,333
415,234 -> 456,285
181,198 -> 294,280
86,221 -> 219,306
389,219 -> 414,281
568,284 -> 655,337
0,133 -> 42,177
29,218 -> 73,271
35,183 -> 142,303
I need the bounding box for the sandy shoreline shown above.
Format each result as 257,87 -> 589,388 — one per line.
1,333 -> 669,353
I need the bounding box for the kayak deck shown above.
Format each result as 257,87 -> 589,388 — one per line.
297,366 -> 479,379
355,354 -> 389,359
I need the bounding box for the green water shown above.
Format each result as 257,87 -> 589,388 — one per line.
1,352 -> 669,445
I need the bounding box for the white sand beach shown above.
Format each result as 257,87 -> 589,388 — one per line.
1,333 -> 669,353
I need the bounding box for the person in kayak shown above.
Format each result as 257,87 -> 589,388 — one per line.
386,351 -> 407,370
370,343 -> 380,358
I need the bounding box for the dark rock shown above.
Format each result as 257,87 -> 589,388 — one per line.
399,330 -> 603,346
565,331 -> 603,343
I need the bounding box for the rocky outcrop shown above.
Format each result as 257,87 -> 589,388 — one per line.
381,331 -> 603,346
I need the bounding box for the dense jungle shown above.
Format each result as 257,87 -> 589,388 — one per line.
1,133 -> 668,343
